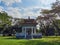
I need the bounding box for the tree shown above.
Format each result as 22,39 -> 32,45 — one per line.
50,0 -> 60,16
39,0 -> 60,36
0,11 -> 12,26
37,15 -> 55,36
0,11 -> 12,34
50,0 -> 60,35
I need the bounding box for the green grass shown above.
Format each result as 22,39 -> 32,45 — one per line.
0,36 -> 60,45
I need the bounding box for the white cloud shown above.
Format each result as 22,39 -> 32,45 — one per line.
5,7 -> 22,18
1,0 -> 22,6
0,6 -> 4,12
0,6 -> 40,19
35,0 -> 56,9
40,0 -> 56,5
22,7 -> 41,18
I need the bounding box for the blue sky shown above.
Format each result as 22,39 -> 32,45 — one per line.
0,0 -> 57,18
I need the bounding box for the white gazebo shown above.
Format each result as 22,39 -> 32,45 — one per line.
22,26 -> 36,38
20,18 -> 37,38
16,17 -> 42,39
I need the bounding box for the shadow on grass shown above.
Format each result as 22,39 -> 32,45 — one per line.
4,37 -> 29,40
18,40 -> 60,45
3,36 -> 60,45
43,36 -> 60,38
18,36 -> 60,45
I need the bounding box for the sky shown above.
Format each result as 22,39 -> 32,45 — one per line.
0,0 -> 58,19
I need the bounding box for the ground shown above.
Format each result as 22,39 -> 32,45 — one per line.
0,36 -> 60,45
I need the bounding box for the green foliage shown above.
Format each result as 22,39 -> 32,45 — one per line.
41,0 -> 60,16
56,20 -> 60,24
0,11 -> 12,27
56,20 -> 60,28
41,9 -> 50,14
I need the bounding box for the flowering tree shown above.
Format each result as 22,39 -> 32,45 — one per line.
37,0 -> 60,35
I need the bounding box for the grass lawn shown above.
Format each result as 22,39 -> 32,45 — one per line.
0,36 -> 60,45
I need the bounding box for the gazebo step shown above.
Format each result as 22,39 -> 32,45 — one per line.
26,35 -> 32,39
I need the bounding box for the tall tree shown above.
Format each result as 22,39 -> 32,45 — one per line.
50,0 -> 60,16
0,11 -> 12,27
39,0 -> 60,35
0,11 -> 12,34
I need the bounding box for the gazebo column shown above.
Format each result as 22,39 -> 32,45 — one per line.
32,27 -> 33,38
25,27 -> 26,38
34,27 -> 36,34
22,28 -> 24,33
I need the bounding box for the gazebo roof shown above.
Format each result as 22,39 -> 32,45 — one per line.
19,17 -> 37,26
